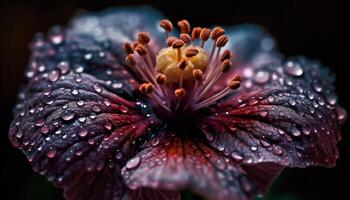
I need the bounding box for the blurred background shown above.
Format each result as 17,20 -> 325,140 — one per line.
0,0 -> 347,199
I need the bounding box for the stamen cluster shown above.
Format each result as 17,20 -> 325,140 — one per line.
124,19 -> 242,113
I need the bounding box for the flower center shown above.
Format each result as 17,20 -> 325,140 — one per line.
124,19 -> 241,114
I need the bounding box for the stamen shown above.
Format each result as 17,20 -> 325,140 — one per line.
137,32 -> 151,44
124,42 -> 134,54
211,27 -> 225,40
177,20 -> 191,34
185,48 -> 199,57
199,28 -> 211,48
180,33 -> 192,44
220,49 -> 232,61
166,36 -> 177,47
191,27 -> 202,40
172,39 -> 185,62
160,19 -> 173,39
124,19 -> 242,113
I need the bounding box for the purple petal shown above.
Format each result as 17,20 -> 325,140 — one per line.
8,7 -> 167,199
199,26 -> 345,167
122,133 -> 283,200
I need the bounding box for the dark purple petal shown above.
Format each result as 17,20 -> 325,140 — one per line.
200,26 -> 345,167
8,7 -> 168,199
122,133 -> 283,200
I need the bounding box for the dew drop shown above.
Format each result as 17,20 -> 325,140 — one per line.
313,83 -> 323,93
74,74 -> 82,83
62,111 -> 75,121
119,105 -> 128,113
41,125 -> 50,134
250,146 -> 258,151
151,138 -> 160,147
259,111 -> 268,117
91,105 -> 101,112
126,156 -> 141,170
291,128 -> 301,137
47,148 -> 57,158
272,145 -> 284,156
288,99 -> 296,106
35,118 -> 45,127
49,70 -> 60,82
71,89 -> 79,95
57,61 -> 69,74
93,84 -> 102,93
79,128 -> 88,137
76,100 -> 85,107
302,126 -> 311,135
267,96 -> 275,103
231,152 -> 243,161
284,61 -> 303,77
253,70 -> 270,84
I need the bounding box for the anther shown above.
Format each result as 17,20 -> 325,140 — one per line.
221,59 -> 232,73
137,32 -> 151,44
172,39 -> 185,49
211,27 -> 225,40
139,83 -> 147,94
200,28 -> 211,42
123,42 -> 134,54
220,49 -> 232,61
185,48 -> 199,57
166,36 -> 177,47
177,59 -> 187,70
180,33 -> 192,44
156,73 -> 167,85
228,75 -> 242,89
177,20 -> 191,34
175,88 -> 186,98
216,35 -> 229,47
145,83 -> 155,94
135,45 -> 148,56
192,27 -> 202,40
192,69 -> 203,81
160,19 -> 173,32
125,54 -> 136,66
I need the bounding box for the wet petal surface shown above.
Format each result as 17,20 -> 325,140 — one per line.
122,133 -> 283,200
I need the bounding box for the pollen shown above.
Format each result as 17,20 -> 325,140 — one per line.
156,45 -> 208,83
123,19 -> 242,113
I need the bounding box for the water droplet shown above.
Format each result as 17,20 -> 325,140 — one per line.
151,138 -> 160,147
35,118 -> 45,127
288,99 -> 296,106
119,105 -> 128,113
253,70 -> 270,84
231,152 -> 243,161
76,100 -> 85,107
126,156 -> 141,170
74,74 -> 82,83
49,70 -> 60,82
302,126 -> 311,135
91,105 -> 101,112
62,111 -> 75,121
50,33 -> 64,45
84,53 -> 93,60
284,61 -> 303,76
291,128 -> 301,137
112,82 -> 123,89
250,146 -> 258,151
313,83 -> 323,93
267,96 -> 275,103
57,61 -> 69,74
272,145 -> 284,156
326,95 -> 337,105
47,148 -> 57,158
103,99 -> 111,107
41,125 -> 50,134
259,139 -> 271,147
93,84 -> 102,93
79,128 -> 88,137
71,89 -> 79,95
78,117 -> 86,123
259,111 -> 268,117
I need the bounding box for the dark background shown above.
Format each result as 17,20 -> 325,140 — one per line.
0,0 -> 347,199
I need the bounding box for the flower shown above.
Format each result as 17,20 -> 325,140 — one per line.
8,6 -> 346,200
